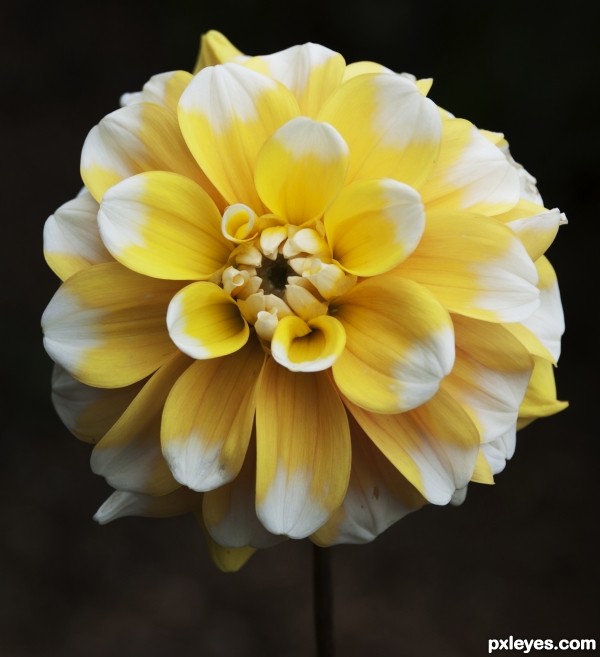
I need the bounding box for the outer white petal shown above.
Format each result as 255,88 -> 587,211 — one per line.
520,258 -> 565,362
94,488 -> 202,524
480,430 -> 517,475
312,420 -> 425,546
500,142 -> 544,205
43,190 -> 112,280
51,365 -> 143,444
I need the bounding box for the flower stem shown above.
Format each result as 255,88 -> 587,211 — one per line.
313,544 -> 335,657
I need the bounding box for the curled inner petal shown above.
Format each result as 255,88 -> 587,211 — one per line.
167,282 -> 249,359
271,314 -> 346,372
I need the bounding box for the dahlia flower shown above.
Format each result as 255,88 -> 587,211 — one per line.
42,30 -> 567,571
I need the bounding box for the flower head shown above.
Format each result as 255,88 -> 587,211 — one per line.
42,31 -> 567,571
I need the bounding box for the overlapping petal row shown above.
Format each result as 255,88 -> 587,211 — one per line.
42,30 -> 567,570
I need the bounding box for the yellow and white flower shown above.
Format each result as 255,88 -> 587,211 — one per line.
42,31 -> 567,571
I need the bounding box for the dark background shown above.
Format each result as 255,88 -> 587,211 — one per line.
2,0 -> 598,655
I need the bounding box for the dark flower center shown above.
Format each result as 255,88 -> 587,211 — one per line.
258,254 -> 294,296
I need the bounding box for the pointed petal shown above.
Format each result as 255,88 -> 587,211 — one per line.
161,338 -> 264,491
318,73 -> 442,188
345,388 -> 480,505
245,43 -> 345,117
44,190 -> 112,281
203,532 -> 256,572
503,323 -> 554,363
471,451 -> 495,484
202,437 -> 284,548
167,282 -> 249,359
324,178 -> 425,276
255,358 -> 351,538
51,365 -> 144,444
137,70 -> 193,114
94,488 -> 202,524
520,256 -> 564,362
507,208 -> 563,261
518,357 -> 568,428
81,102 -> 203,202
312,415 -> 425,546
420,118 -> 520,215
254,117 -> 349,224
396,210 -> 540,322
193,30 -> 247,72
91,353 -> 190,495
178,63 -> 299,208
98,171 -> 231,280
493,198 -> 545,223
270,314 -> 346,372
332,276 -> 454,413
42,262 -> 180,387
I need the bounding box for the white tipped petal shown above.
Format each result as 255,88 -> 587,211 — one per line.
43,190 -> 112,281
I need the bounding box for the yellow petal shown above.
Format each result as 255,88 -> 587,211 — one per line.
494,198 -> 545,223
420,118 -> 520,215
91,352 -> 191,495
332,276 -> 454,413
507,208 -> 564,262
342,61 -> 393,80
244,43 -> 345,117
451,314 -> 533,373
471,451 -> 495,484
318,73 -> 442,188
178,63 -> 300,209
193,30 -> 247,72
81,102 -> 205,203
503,323 -> 555,363
207,544 -> 256,572
167,282 -> 249,359
254,117 -> 349,224
255,358 -> 351,538
271,314 -> 346,372
345,388 -> 480,505
161,338 -> 264,491
99,171 -> 231,280
324,178 -> 424,276
42,262 -> 180,387
518,357 -> 568,428
396,210 -> 540,322
201,524 -> 256,572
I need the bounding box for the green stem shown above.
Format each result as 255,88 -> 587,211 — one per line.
313,544 -> 335,657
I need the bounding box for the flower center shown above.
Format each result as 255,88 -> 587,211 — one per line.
258,254 -> 294,297
218,203 -> 357,343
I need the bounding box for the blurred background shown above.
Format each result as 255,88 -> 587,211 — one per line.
1,0 -> 598,655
